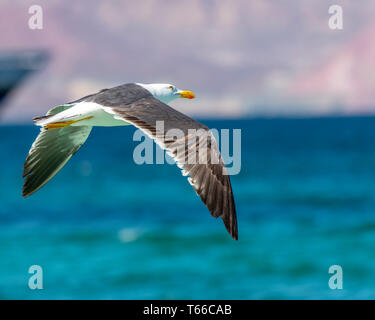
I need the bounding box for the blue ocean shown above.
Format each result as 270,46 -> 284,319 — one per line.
1,117 -> 375,299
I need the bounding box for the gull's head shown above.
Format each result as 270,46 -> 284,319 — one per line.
137,83 -> 195,104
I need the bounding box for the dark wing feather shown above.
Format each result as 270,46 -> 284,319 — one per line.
101,96 -> 238,240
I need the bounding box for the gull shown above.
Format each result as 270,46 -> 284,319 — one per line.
22,83 -> 238,239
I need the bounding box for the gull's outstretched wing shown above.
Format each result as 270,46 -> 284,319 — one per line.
22,105 -> 92,197
22,84 -> 146,198
98,95 -> 238,240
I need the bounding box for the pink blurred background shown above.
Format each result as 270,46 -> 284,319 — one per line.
0,0 -> 374,123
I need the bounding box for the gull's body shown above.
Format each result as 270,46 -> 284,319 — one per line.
39,102 -> 129,127
23,83 -> 238,240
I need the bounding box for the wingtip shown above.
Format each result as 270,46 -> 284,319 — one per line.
221,214 -> 238,240
222,190 -> 238,240
224,225 -> 238,240
22,177 -> 37,198
229,224 -> 239,241
22,187 -> 31,198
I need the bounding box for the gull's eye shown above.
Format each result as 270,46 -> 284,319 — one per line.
169,85 -> 174,90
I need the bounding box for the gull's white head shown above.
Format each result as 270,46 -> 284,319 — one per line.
136,83 -> 195,104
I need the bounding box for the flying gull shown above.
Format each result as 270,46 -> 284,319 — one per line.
22,83 -> 238,240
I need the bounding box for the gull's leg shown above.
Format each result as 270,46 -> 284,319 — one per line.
44,116 -> 94,130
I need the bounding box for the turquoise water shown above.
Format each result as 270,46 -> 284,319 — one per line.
1,117 -> 375,299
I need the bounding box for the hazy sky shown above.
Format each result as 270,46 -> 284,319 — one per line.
0,0 -> 374,123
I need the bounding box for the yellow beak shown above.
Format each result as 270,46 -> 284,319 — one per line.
178,90 -> 195,99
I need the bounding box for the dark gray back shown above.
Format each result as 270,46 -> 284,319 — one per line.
92,83 -> 152,106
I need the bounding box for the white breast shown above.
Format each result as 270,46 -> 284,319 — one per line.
60,102 -> 129,127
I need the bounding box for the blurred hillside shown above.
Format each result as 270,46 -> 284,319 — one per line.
0,0 -> 374,122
